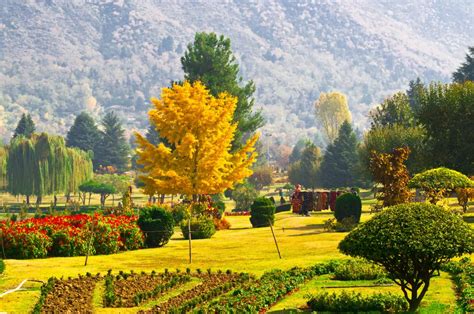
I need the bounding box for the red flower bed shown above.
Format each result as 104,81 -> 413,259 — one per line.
0,213 -> 144,259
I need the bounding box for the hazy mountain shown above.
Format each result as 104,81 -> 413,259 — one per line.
0,0 -> 472,145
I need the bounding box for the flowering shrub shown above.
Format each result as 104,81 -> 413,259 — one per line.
0,213 -> 144,259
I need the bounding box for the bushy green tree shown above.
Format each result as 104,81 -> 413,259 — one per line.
13,113 -> 35,139
95,112 -> 130,172
138,206 -> 174,247
339,203 -> 474,312
181,32 -> 264,148
232,183 -> 258,211
319,121 -> 358,188
288,142 -> 321,189
417,82 -> 474,174
369,92 -> 414,129
66,112 -> 101,166
248,165 -> 273,190
453,46 -> 474,83
406,77 -> 424,114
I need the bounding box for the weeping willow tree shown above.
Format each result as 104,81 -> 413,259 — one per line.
0,145 -> 7,191
7,133 -> 93,204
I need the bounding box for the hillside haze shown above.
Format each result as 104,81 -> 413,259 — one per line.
1,0 -> 472,144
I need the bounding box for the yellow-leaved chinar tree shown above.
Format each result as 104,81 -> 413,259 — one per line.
135,81 -> 259,200
314,91 -> 352,143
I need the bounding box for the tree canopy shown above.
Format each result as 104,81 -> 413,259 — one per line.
369,92 -> 414,129
66,112 -> 101,167
319,121 -> 358,188
453,46 -> 474,83
135,81 -> 259,196
339,203 -> 474,312
181,32 -> 264,148
314,91 -> 352,143
13,113 -> 35,139
288,142 -> 321,189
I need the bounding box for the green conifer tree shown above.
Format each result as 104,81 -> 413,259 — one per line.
453,46 -> 474,83
13,113 -> 35,139
66,112 -> 101,167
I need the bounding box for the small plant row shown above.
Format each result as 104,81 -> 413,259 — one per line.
103,269 -> 191,307
140,271 -> 250,314
332,259 -> 387,281
205,263 -> 334,312
442,257 -> 474,312
33,273 -> 100,314
306,290 -> 408,312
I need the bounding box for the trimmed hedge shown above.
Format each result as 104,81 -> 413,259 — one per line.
275,203 -> 291,213
181,216 -> 216,239
335,193 -> 362,223
250,197 -> 275,228
138,206 -> 174,248
333,259 -> 386,280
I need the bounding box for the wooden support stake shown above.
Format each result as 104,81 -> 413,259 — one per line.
188,217 -> 192,264
84,221 -> 95,266
269,219 -> 282,259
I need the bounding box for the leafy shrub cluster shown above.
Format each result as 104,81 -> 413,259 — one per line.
170,204 -> 188,225
323,217 -> 358,232
335,193 -> 362,223
0,213 -> 144,259
250,197 -> 275,228
0,259 -> 4,274
181,216 -> 216,239
275,203 -> 291,213
138,206 -> 174,248
32,277 -> 57,314
441,257 -> 474,312
306,291 -> 408,312
333,259 -> 386,281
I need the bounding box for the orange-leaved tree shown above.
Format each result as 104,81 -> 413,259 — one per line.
135,81 -> 259,199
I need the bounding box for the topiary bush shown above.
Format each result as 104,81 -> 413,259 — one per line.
250,197 -> 276,228
181,216 -> 216,239
334,193 -> 362,223
275,203 -> 291,213
138,206 -> 174,248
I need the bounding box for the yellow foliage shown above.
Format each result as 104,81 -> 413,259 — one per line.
135,81 -> 259,196
314,91 -> 352,143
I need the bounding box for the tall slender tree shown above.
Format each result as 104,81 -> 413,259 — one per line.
319,121 -> 359,188
95,112 -> 130,173
181,32 -> 264,148
288,142 -> 321,189
0,145 -> 7,191
13,113 -> 35,139
314,91 -> 352,143
66,112 -> 101,166
407,78 -> 424,114
453,46 -> 474,83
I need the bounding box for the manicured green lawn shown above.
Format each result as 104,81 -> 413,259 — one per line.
1,210 -> 470,313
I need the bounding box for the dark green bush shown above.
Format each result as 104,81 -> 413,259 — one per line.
335,193 -> 362,223
333,259 -> 386,280
138,206 -> 174,248
275,203 -> 291,213
171,204 -> 189,225
0,259 -> 4,274
250,197 -> 275,228
307,291 -> 408,312
213,200 -> 225,215
181,216 -> 216,239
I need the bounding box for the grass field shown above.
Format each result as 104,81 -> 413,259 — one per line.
1,208 -> 472,313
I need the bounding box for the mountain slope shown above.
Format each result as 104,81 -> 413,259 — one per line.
0,0 -> 472,144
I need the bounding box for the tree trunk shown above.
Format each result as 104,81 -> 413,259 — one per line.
160,194 -> 165,204
66,193 -> 71,203
36,195 -> 42,206
53,195 -> 57,207
26,195 -> 30,205
148,195 -> 153,203
88,193 -> 92,206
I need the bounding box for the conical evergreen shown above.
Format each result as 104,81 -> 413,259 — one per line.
453,47 -> 474,83
95,112 -> 130,172
319,121 -> 359,188
13,113 -> 35,139
66,112 -> 101,157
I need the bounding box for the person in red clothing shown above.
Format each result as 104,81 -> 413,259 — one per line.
291,184 -> 302,214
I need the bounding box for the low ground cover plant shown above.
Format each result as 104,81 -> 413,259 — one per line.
333,259 -> 386,281
441,257 -> 474,312
0,213 -> 144,259
306,290 -> 408,312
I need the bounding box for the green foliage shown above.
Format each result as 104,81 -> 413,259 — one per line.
275,203 -> 291,213
138,206 -> 174,247
95,111 -> 130,172
250,197 -> 275,228
288,142 -> 321,189
32,277 -> 57,314
339,203 -> 474,311
0,259 -> 4,274
0,145 -> 7,191
181,32 -> 264,148
79,179 -> 116,207
306,291 -> 408,312
13,113 -> 35,139
409,167 -> 473,204
369,92 -> 415,129
181,216 -> 216,239
417,81 -> 474,174
248,165 -> 273,190
319,121 -> 358,188
333,259 -> 386,281
407,77 -> 424,114
334,193 -> 362,223
170,204 -> 189,225
441,257 -> 474,312
232,183 -> 258,211
66,112 -> 101,167
453,46 -> 474,83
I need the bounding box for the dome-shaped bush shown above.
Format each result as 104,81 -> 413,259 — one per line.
335,193 -> 362,223
138,206 -> 174,248
181,216 -> 216,239
250,197 -> 276,228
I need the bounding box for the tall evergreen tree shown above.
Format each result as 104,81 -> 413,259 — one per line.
13,113 -> 35,139
181,32 -> 264,148
407,78 -> 425,114
288,142 -> 321,189
453,46 -> 474,83
66,112 -> 101,165
95,112 -> 130,172
319,121 -> 359,188
369,92 -> 414,129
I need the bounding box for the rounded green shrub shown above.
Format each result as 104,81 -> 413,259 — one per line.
335,193 -> 362,223
138,206 -> 174,248
171,204 -> 189,225
181,216 -> 216,239
250,197 -> 276,228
